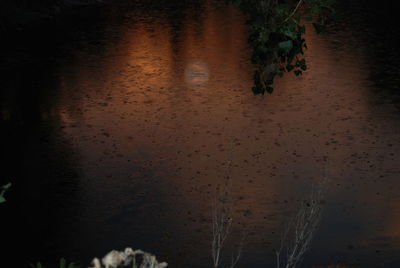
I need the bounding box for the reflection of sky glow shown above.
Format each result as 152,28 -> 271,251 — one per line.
184,60 -> 209,86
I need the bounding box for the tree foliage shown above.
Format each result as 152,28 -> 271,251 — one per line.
226,0 -> 336,94
31,258 -> 80,268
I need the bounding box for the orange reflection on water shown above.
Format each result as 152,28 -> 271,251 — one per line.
47,0 -> 400,266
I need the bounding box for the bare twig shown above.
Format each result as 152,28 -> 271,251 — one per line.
212,193 -> 233,268
212,153 -> 234,268
284,0 -> 304,22
229,229 -> 246,268
275,182 -> 325,268
211,148 -> 245,268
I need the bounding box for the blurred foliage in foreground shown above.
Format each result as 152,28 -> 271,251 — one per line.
226,0 -> 337,94
89,248 -> 167,268
0,183 -> 11,203
32,258 -> 80,268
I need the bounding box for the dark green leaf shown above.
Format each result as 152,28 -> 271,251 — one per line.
286,64 -> 294,72
2,183 -> 12,190
60,258 -> 66,268
278,40 -> 293,53
305,16 -> 313,22
294,70 -> 303,76
312,23 -> 326,34
32,262 -> 44,268
283,29 -> 297,39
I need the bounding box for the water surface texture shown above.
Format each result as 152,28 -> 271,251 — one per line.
1,0 -> 400,267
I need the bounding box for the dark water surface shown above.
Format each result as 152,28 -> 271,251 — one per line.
1,0 -> 400,267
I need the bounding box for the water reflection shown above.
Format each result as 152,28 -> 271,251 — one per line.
1,0 -> 400,267
184,60 -> 209,86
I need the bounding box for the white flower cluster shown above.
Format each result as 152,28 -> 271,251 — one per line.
89,247 -> 168,268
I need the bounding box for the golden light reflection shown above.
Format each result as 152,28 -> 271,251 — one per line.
184,59 -> 209,86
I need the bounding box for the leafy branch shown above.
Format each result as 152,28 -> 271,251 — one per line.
226,0 -> 336,94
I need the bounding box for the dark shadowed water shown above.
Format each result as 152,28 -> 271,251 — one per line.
1,0 -> 400,267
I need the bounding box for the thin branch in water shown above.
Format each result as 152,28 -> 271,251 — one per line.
211,149 -> 245,268
284,0 -> 304,22
275,182 -> 325,268
229,228 -> 246,268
